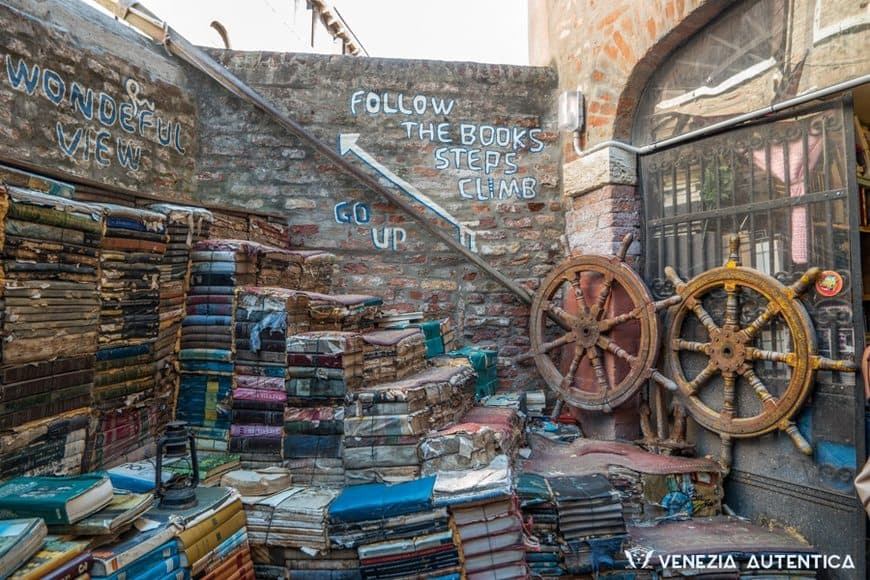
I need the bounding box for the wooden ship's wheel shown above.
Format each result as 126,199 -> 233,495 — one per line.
664,236 -> 856,467
529,234 -> 681,412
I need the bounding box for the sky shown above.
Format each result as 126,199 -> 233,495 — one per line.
82,0 -> 530,65
332,0 -> 529,64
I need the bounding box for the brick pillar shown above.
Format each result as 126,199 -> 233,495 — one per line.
563,145 -> 644,440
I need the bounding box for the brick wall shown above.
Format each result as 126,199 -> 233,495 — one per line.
191,52 -> 565,389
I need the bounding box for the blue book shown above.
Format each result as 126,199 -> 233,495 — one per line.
0,473 -> 113,525
0,518 -> 47,579
107,461 -> 178,493
103,541 -> 179,580
328,477 -> 435,523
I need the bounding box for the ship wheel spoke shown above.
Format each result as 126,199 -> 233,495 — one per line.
724,284 -> 740,329
721,372 -> 737,422
686,297 -> 720,335
746,347 -> 796,367
738,303 -> 780,341
559,346 -> 585,391
599,305 -> 644,332
586,345 -> 611,392
685,361 -> 718,395
542,300 -> 574,329
811,354 -> 858,372
566,273 -> 589,314
673,339 -> 710,354
741,367 -> 778,411
538,332 -> 577,355
592,273 -> 615,319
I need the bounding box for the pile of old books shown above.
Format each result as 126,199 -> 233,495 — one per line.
305,293 -> 383,331
292,250 -> 336,294
434,456 -> 528,579
517,473 -> 562,577
329,476 -> 461,579
443,346 -> 498,399
231,287 -> 311,468
385,318 -> 456,358
243,486 -> 339,565
0,189 -> 104,476
89,204 -> 167,469
148,203 -> 214,423
360,327 -> 427,383
255,245 -> 302,288
0,409 -> 90,479
421,405 -> 524,475
286,331 -> 362,484
549,474 -> 628,575
177,240 -> 259,450
343,365 -> 475,485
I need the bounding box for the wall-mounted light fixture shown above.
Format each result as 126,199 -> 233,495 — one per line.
558,90 -> 585,133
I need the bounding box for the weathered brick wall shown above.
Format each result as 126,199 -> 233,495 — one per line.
191,52 -> 565,390
529,0 -> 728,258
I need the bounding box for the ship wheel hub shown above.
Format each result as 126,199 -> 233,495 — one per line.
573,316 -> 600,348
709,328 -> 747,373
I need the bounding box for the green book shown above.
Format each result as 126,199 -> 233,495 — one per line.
50,491 -> 154,536
0,473 -> 114,525
0,518 -> 47,579
166,453 -> 240,485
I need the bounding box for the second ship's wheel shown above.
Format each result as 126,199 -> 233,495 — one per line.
529,234 -> 679,412
664,237 -> 856,460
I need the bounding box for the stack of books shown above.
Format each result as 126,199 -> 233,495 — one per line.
549,474 -> 627,575
329,477 -> 461,579
443,346 -> 499,399
230,287 -> 311,469
434,456 -> 528,579
360,328 -> 427,384
148,203 -> 214,425
303,293 -> 383,332
384,318 -> 456,358
177,239 -> 260,450
343,365 -> 475,485
285,331 -> 363,484
0,188 -> 103,371
0,189 -> 104,464
0,410 -> 90,479
516,473 -> 563,577
254,246 -> 303,289
242,486 -> 338,560
289,250 -> 336,294
420,405 -> 524,475
90,204 -> 168,470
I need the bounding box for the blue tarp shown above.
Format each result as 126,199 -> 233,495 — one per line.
328,477 -> 436,523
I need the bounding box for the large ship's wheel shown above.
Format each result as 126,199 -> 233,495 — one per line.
529,234 -> 680,412
665,237 -> 856,461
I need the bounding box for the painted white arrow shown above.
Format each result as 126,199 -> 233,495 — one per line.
339,132 -> 478,252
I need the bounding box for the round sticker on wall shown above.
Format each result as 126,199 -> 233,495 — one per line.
815,270 -> 843,297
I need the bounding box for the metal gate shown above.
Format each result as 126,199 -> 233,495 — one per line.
641,99 -> 866,577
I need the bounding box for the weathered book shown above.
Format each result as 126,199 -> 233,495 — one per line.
51,492 -> 154,536
89,518 -> 180,576
0,473 -> 113,525
0,518 -> 47,578
40,550 -> 92,580
9,534 -> 89,580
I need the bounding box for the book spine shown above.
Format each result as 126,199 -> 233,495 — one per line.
41,552 -> 92,580
177,500 -> 243,548
184,510 -> 248,569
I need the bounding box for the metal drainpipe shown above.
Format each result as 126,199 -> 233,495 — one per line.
572,74 -> 870,158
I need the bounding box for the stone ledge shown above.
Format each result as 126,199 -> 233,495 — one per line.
563,145 -> 637,197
